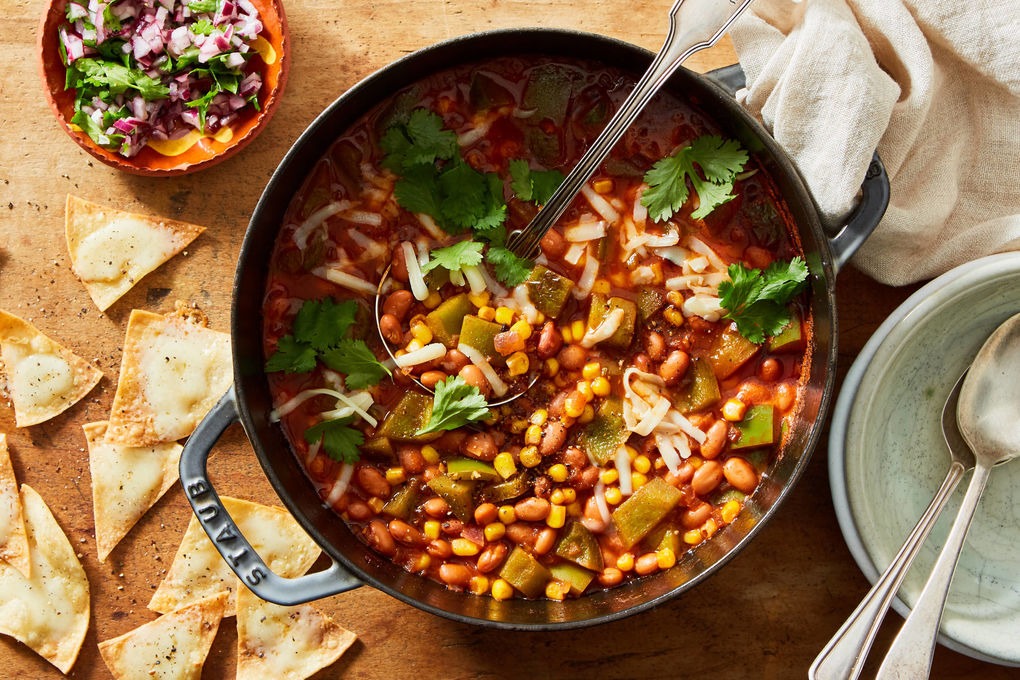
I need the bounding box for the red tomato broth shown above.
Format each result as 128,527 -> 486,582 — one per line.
262,55 -> 809,600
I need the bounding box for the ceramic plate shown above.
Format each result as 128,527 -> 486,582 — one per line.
830,251 -> 1020,665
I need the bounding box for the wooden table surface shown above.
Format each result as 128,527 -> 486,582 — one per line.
0,1 -> 1011,678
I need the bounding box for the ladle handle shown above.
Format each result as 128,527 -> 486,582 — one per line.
808,461 -> 966,680
179,387 -> 364,605
875,462 -> 993,680
506,0 -> 756,258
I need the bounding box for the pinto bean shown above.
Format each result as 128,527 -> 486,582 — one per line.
633,353 -> 651,372
461,432 -> 498,461
758,357 -> 782,382
458,365 -> 491,397
389,519 -> 426,546
658,350 -> 690,386
476,543 -> 508,573
540,228 -> 569,260
390,245 -> 410,283
680,503 -> 712,529
646,331 -> 666,361
441,349 -> 471,374
365,519 -> 396,556
533,527 -> 557,555
537,321 -> 563,359
635,552 -> 661,576
439,563 -> 473,588
723,457 -> 759,494
539,421 -> 568,456
379,313 -> 403,345
346,500 -> 374,521
582,497 -> 609,533
383,289 -> 414,321
506,522 -> 539,546
474,503 -> 499,525
700,420 -> 729,460
692,460 -> 724,496
558,345 -> 587,371
441,519 -> 464,536
598,568 -> 624,587
356,466 -> 391,498
427,539 -> 453,559
420,370 -> 448,389
423,497 -> 450,517
514,497 -> 551,522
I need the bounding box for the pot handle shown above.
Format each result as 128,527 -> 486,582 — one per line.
179,386 -> 364,606
706,63 -> 890,272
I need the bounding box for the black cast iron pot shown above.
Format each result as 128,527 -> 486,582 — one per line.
180,28 -> 889,630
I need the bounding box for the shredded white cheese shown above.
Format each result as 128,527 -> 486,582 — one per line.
394,342 -> 446,368
292,201 -> 349,250
580,307 -> 625,348
457,343 -> 508,397
401,241 -> 429,301
312,266 -> 377,295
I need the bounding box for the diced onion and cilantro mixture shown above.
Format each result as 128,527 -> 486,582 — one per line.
262,57 -> 810,601
57,0 -> 265,157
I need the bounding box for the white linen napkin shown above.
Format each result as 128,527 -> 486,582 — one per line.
729,0 -> 1020,286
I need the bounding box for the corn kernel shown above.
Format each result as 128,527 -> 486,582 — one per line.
548,463 -> 569,483
498,505 -> 517,524
666,290 -> 684,307
468,291 -> 491,308
616,552 -> 635,571
683,529 -> 704,545
593,178 -> 615,194
654,458 -> 666,470
631,471 -> 648,489
559,325 -> 573,344
657,548 -> 677,569
423,520 -> 441,540
421,445 -> 440,464
534,311 -> 546,324
566,501 -> 583,517
564,394 -> 586,418
624,445 -> 639,461
633,455 -> 651,474
405,339 -> 424,353
604,486 -> 623,505
688,456 -> 704,469
590,376 -> 611,397
721,499 -> 741,524
559,488 -> 576,504
484,522 -> 506,542
510,319 -> 533,340
663,307 -> 684,326
506,351 -> 530,376
410,321 -> 433,344
385,467 -> 406,486
367,497 -> 384,513
495,306 -> 515,326
451,538 -> 481,556
550,489 -> 566,505
702,518 -> 719,539
491,578 -> 515,601
722,398 -> 748,422
494,452 -> 517,479
519,445 -> 542,468
600,469 -> 619,485
544,357 -> 560,377
546,504 -> 566,528
570,320 -> 586,342
478,305 -> 497,321
545,580 -> 570,601
469,575 -> 490,595
529,409 -> 549,427
578,404 -> 595,424
576,380 -> 594,402
510,418 -> 529,434
524,424 -> 543,446
422,291 -> 442,309
591,278 -> 612,295
582,362 -> 602,381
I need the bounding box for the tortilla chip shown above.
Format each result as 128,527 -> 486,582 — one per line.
0,434 -> 30,579
84,421 -> 183,563
149,496 -> 321,616
106,309 -> 231,447
0,485 -> 90,673
236,587 -> 356,680
65,194 -> 206,312
98,591 -> 227,680
0,309 -> 103,427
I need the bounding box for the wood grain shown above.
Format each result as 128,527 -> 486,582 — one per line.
0,1 -> 1011,678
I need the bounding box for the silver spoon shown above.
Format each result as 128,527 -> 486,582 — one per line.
505,0 -> 756,259
809,372 -> 974,680
876,312 -> 1020,679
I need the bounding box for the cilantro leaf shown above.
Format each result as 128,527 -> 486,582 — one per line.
641,135 -> 748,222
304,416 -> 364,465
321,339 -> 391,390
421,240 -> 485,275
509,159 -> 564,205
718,257 -> 809,344
416,376 -> 491,435
393,165 -> 446,223
265,335 -> 318,374
486,246 -> 534,287
381,109 -> 458,173
292,298 -> 358,351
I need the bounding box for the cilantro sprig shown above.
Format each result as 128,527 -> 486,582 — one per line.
416,376 -> 491,435
485,246 -> 533,287
421,240 -> 485,275
265,298 -> 390,387
641,135 -> 749,222
304,416 -> 364,465
718,257 -> 809,344
508,159 -> 564,205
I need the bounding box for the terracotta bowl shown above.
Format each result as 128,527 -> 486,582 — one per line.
37,0 -> 289,176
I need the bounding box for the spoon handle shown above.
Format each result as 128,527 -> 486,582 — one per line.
808,461 -> 966,680
875,462 -> 993,680
506,0 -> 755,259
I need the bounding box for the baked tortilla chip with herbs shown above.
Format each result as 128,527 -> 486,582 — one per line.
236,587 -> 357,680
0,310 -> 103,427
149,496 -> 320,616
84,421 -> 183,562
106,309 -> 231,446
0,485 -> 90,674
0,434 -> 30,578
98,591 -> 228,680
65,194 -> 206,312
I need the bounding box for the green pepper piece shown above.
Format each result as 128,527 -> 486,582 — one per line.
376,392 -> 441,443
425,293 -> 474,348
478,472 -> 530,503
641,522 -> 682,555
731,405 -> 776,450
711,487 -> 747,506
426,474 -> 476,522
382,478 -> 420,519
359,435 -> 395,461
708,325 -> 760,379
469,71 -> 515,110
458,314 -> 505,365
578,397 -> 629,466
586,294 -> 638,349
611,477 -> 683,550
767,310 -> 805,353
525,265 -> 574,319
521,65 -> 573,165
637,287 -> 665,323
672,357 -> 721,414
499,546 -> 552,598
554,521 -> 604,572
549,562 -> 595,596
446,457 -> 499,482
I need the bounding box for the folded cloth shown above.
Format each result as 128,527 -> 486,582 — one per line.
729,0 -> 1020,286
